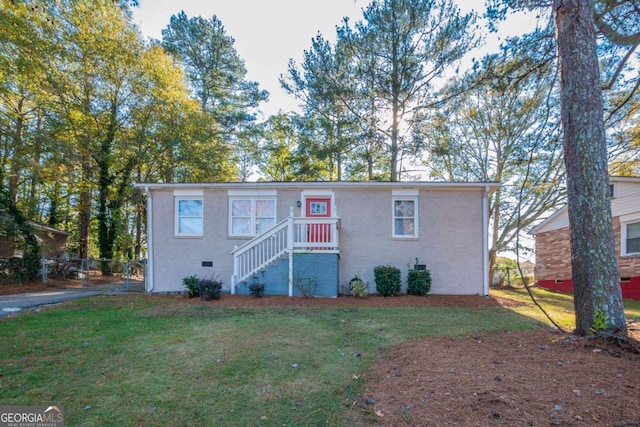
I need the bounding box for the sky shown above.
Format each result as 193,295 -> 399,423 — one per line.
131,1 -> 542,117
132,0 -> 366,116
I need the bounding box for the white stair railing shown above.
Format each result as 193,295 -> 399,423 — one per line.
231,218 -> 289,290
231,214 -> 340,294
293,218 -> 340,252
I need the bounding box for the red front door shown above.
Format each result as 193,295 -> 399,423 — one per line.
305,198 -> 331,243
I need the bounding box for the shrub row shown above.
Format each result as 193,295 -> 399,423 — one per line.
373,265 -> 431,296
182,275 -> 223,300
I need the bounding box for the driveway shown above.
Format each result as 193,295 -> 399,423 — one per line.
0,282 -> 144,318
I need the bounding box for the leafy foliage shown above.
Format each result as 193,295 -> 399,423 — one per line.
0,1 -> 258,261
198,278 -> 222,301
0,185 -> 39,282
349,277 -> 368,298
374,265 -> 402,296
407,269 -> 432,296
249,283 -> 265,298
182,275 -> 200,298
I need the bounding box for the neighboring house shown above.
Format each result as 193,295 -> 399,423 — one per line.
134,181 -> 498,297
0,220 -> 71,259
532,176 -> 640,300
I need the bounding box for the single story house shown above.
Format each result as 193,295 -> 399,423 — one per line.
134,181 -> 498,297
532,176 -> 640,300
0,220 -> 72,259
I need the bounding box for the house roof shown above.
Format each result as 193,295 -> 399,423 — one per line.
28,221 -> 73,236
0,215 -> 72,237
134,181 -> 500,193
530,176 -> 640,235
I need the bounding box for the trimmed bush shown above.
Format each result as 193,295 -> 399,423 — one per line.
407,268 -> 431,296
182,275 -> 200,298
374,265 -> 401,296
199,278 -> 222,301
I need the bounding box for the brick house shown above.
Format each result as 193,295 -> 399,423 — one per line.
532,176 -> 640,300
0,221 -> 72,259
134,181 -> 498,296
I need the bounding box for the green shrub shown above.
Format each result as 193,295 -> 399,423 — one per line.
182,275 -> 200,298
374,265 -> 401,296
199,278 -> 223,301
349,277 -> 368,298
249,283 -> 265,297
407,268 -> 431,295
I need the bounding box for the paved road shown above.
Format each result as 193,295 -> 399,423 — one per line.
0,283 -> 144,318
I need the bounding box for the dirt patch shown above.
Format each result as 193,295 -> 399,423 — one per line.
3,281 -> 639,425
359,327 -> 640,426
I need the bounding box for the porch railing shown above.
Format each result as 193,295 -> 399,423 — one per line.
231,214 -> 340,292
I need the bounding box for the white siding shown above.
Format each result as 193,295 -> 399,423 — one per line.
534,179 -> 640,235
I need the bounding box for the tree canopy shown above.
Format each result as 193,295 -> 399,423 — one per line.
0,0 -> 638,328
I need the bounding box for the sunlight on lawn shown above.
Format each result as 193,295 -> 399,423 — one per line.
490,286 -> 640,331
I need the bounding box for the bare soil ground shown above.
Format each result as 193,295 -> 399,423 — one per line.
2,281 -> 639,426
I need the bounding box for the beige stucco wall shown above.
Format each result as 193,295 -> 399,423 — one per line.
335,189 -> 484,294
148,185 -> 487,295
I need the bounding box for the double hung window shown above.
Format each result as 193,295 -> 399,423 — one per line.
175,198 -> 203,236
393,197 -> 418,238
230,198 -> 276,236
624,221 -> 640,255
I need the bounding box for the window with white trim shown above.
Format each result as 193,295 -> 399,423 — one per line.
624,221 -> 640,255
229,198 -> 276,236
175,197 -> 203,236
393,197 -> 418,238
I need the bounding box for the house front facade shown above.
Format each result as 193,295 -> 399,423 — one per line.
533,176 -> 640,300
135,181 -> 497,297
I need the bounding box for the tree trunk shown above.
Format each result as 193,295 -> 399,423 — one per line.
553,0 -> 626,335
78,163 -> 91,260
8,106 -> 24,202
488,187 -> 502,286
78,128 -> 92,260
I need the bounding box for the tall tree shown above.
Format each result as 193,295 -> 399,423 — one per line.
487,0 -> 635,334
43,0 -> 144,262
283,0 -> 479,181
281,33 -> 365,181
256,113 -> 328,181
554,0 -> 626,334
422,48 -> 565,280
342,0 -> 478,180
0,0 -> 56,207
161,12 -> 267,181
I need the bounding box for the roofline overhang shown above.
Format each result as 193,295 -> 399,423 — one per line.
133,181 -> 500,194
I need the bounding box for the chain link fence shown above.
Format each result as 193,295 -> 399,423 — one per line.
40,257 -> 146,291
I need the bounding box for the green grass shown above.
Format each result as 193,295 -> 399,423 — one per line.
0,295 -> 540,426
3,290 -> 638,425
491,286 -> 640,331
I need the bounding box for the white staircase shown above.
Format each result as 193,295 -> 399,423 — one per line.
231,213 -> 339,295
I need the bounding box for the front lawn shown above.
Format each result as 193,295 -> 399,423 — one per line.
0,295 -> 538,426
